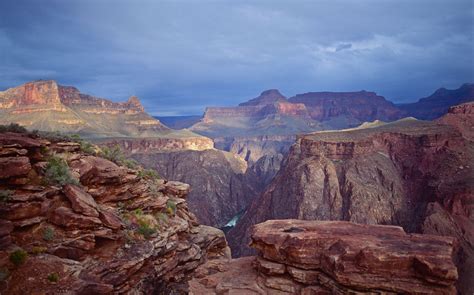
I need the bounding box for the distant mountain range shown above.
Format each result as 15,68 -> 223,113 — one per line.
398,83 -> 474,120
189,83 -> 473,138
0,80 -> 201,139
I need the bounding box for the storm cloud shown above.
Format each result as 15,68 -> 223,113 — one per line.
0,0 -> 473,115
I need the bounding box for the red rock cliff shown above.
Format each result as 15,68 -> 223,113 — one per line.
0,131 -> 230,294
228,116 -> 474,293
190,220 -> 458,294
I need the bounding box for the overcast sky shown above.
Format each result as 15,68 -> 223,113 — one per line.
0,0 -> 473,115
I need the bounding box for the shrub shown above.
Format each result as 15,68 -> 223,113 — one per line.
123,158 -> 139,169
123,210 -> 159,239
47,272 -> 59,282
43,227 -> 55,241
100,145 -> 125,164
44,155 -> 78,186
31,246 -> 48,255
137,222 -> 156,239
10,249 -> 28,266
69,134 -> 96,155
0,123 -> 28,133
0,190 -> 12,202
166,200 -> 177,216
138,169 -> 160,180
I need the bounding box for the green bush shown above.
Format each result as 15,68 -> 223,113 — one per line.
0,123 -> 28,133
166,200 -> 177,216
10,249 -> 28,266
44,155 -> 78,186
0,190 -> 12,202
69,134 -> 96,155
100,145 -> 125,164
123,158 -> 139,169
43,227 -> 55,241
47,272 -> 59,282
138,169 -> 160,180
137,222 -> 156,239
31,246 -> 48,255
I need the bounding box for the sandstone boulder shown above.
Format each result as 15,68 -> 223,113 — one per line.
0,156 -> 31,179
63,184 -> 99,217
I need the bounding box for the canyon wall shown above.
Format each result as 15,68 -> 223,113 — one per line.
288,90 -> 403,124
0,80 -> 202,139
228,114 -> 474,293
0,131 -> 230,294
129,149 -> 258,228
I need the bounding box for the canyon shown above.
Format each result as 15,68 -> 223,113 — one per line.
0,131 -> 461,294
0,80 -> 473,294
0,131 -> 230,294
227,103 -> 474,293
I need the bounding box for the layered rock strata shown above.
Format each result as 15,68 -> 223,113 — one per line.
0,80 -> 203,139
228,116 -> 474,293
190,220 -> 458,294
0,132 -> 230,294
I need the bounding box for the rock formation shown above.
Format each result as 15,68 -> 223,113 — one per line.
214,135 -> 295,164
228,113 -> 474,293
0,131 -> 230,294
129,149 -> 258,228
288,90 -> 403,126
190,220 -> 459,294
398,83 -> 474,120
437,101 -> 474,141
0,80 -> 206,140
191,89 -> 324,138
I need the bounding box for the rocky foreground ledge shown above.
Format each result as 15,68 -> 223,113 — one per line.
0,131 -> 229,294
190,220 -> 458,294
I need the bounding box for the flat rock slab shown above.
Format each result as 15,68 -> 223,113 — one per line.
251,219 -> 458,294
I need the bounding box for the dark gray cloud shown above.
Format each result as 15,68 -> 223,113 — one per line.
0,0 -> 472,115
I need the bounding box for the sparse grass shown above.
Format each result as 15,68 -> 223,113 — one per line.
44,155 -> 78,186
47,272 -> 59,283
42,227 -> 55,241
0,123 -> 28,133
10,249 -> 28,266
0,190 -> 12,202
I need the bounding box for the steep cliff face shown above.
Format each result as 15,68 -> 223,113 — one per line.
288,90 -> 403,126
437,101 -> 474,141
398,83 -> 474,120
214,135 -> 295,164
121,149 -> 257,228
228,116 -> 473,293
0,131 -> 230,294
190,220 -> 459,294
0,80 -> 202,139
98,135 -> 214,153
191,89 -> 323,138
